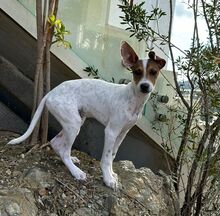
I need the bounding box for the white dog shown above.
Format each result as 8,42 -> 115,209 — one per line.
8,41 -> 166,190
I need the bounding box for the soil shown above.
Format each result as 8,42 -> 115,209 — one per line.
0,131 -> 145,216
0,131 -> 115,215
0,131 -> 177,216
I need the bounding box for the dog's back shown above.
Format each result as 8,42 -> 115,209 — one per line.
46,79 -> 129,126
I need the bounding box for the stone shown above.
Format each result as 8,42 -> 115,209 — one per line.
12,171 -> 22,177
5,202 -> 20,215
107,160 -> 179,216
5,169 -> 11,176
72,207 -> 94,216
0,188 -> 37,216
22,166 -> 54,189
0,141 -> 179,216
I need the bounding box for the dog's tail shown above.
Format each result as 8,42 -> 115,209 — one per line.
8,95 -> 48,145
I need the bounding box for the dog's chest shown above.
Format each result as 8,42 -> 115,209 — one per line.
119,97 -> 146,127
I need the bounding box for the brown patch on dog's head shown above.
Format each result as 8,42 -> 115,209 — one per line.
148,51 -> 166,69
130,57 -> 165,86
120,42 -> 166,93
130,60 -> 145,85
145,60 -> 161,86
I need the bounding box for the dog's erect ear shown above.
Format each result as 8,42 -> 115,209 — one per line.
121,41 -> 139,69
148,51 -> 166,69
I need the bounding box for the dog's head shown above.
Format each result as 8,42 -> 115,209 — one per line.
121,41 -> 166,94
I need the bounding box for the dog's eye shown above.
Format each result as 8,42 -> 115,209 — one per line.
132,69 -> 142,76
149,69 -> 157,76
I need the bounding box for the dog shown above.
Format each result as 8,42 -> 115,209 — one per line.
8,41 -> 166,190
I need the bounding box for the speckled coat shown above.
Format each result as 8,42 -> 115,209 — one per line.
8,41 -> 166,190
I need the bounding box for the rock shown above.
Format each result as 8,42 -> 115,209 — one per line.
107,160 -> 179,216
0,188 -> 37,216
72,207 -> 94,216
22,166 -> 54,189
38,187 -> 49,196
0,136 -> 179,216
12,171 -> 22,177
61,192 -> 67,199
5,169 -> 11,176
72,207 -> 109,216
5,202 -> 20,215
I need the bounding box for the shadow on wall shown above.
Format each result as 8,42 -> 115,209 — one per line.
0,101 -> 27,134
75,119 -> 172,173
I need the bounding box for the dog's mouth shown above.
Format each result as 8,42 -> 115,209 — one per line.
140,88 -> 151,94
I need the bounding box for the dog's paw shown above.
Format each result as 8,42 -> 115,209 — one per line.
104,176 -> 119,191
71,156 -> 80,164
74,169 -> 87,181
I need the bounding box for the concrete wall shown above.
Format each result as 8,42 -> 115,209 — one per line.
0,101 -> 27,134
76,119 -> 171,172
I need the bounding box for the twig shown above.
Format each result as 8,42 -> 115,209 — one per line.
55,178 -> 86,202
25,143 -> 40,156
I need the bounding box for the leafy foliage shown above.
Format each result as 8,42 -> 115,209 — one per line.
48,14 -> 72,48
83,66 -> 115,83
119,0 -> 220,215
83,66 -> 100,79
118,0 -> 167,50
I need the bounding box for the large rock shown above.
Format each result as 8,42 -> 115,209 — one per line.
22,166 -> 55,189
110,160 -> 179,216
0,139 -> 179,216
0,188 -> 37,216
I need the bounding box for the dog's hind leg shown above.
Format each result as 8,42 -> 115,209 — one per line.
60,120 -> 86,181
50,130 -> 80,164
48,101 -> 86,180
50,130 -> 64,154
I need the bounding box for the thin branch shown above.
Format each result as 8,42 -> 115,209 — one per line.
167,0 -> 190,111
193,126 -> 220,216
32,0 -> 44,117
201,0 -> 215,51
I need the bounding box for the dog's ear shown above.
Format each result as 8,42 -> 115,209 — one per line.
148,51 -> 166,69
121,41 -> 139,69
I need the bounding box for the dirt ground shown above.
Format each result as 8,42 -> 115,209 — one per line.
0,131 -> 177,216
0,131 -> 118,215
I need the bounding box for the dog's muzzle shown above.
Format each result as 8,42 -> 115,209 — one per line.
140,83 -> 151,93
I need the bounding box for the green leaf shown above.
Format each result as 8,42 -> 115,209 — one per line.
48,14 -> 56,25
55,19 -> 61,25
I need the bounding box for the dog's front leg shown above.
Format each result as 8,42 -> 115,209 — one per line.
101,126 -> 120,190
110,129 -> 129,180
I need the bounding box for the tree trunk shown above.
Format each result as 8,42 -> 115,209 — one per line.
30,0 -> 59,145
40,0 -> 59,144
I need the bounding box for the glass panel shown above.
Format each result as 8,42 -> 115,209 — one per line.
17,0 -> 145,81
17,0 -> 36,15
16,0 -> 172,137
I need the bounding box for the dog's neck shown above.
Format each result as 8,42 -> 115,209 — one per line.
125,81 -> 151,116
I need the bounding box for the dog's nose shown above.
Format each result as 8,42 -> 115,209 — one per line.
140,83 -> 151,93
